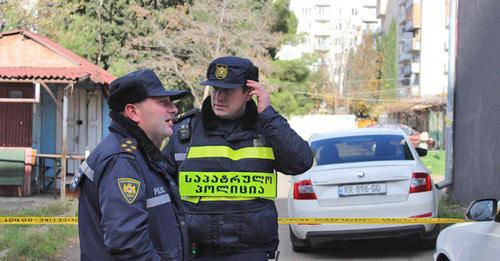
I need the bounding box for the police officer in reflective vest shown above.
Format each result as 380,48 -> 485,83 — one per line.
162,56 -> 314,260
71,69 -> 190,260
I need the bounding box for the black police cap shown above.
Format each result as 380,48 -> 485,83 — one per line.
108,69 -> 187,112
200,56 -> 259,89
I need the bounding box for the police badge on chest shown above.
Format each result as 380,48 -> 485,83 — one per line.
253,134 -> 266,147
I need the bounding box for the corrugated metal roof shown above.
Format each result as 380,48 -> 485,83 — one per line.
0,30 -> 115,85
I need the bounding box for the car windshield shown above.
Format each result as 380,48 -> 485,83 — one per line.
374,124 -> 416,136
398,125 -> 417,136
311,135 -> 414,165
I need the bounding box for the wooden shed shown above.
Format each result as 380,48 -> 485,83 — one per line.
0,29 -> 115,197
382,96 -> 446,149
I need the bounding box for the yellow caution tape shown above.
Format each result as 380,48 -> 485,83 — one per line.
0,217 -> 77,225
0,217 -> 468,225
278,217 -> 469,224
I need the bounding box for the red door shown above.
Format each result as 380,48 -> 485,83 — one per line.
0,83 -> 33,147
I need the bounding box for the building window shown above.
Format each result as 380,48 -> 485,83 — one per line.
413,75 -> 420,86
316,35 -> 329,46
316,5 -> 325,16
352,8 -> 358,16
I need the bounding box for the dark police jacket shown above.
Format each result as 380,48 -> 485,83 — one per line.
163,98 -> 313,256
72,115 -> 188,261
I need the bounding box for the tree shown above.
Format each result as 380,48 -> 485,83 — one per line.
268,58 -> 315,116
343,32 -> 382,118
1,0 -> 311,115
268,0 -> 298,58
127,0 -> 280,107
379,19 -> 398,99
1,0 -> 191,73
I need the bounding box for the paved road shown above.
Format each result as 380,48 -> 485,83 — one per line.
58,174 -> 436,260
274,174 -> 434,261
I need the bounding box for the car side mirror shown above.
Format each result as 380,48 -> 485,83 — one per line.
416,147 -> 427,157
465,199 -> 498,221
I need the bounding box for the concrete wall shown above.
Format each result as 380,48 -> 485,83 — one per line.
452,0 -> 500,206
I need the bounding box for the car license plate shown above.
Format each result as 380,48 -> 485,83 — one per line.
338,183 -> 387,197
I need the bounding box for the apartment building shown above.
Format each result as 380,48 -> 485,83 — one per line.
278,0 -> 380,94
377,0 -> 449,149
379,0 -> 449,98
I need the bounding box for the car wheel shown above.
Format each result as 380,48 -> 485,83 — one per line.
289,226 -> 312,252
436,254 -> 450,261
418,224 -> 440,249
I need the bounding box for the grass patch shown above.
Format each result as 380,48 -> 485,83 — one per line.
438,195 -> 466,228
0,200 -> 78,261
421,150 -> 446,176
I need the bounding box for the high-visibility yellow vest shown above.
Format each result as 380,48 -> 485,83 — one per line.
178,145 -> 277,203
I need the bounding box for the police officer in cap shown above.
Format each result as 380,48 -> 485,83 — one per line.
71,69 -> 190,260
163,56 -> 314,260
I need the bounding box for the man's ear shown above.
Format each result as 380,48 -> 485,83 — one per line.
243,88 -> 252,102
244,93 -> 252,103
123,104 -> 140,123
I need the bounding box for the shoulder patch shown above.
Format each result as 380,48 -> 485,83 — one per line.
118,178 -> 141,204
174,108 -> 200,123
120,139 -> 137,153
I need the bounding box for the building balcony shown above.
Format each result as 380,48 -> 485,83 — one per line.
377,0 -> 388,18
314,13 -> 331,22
315,44 -> 331,52
362,18 -> 379,24
412,63 -> 420,73
311,26 -> 331,37
399,34 -> 409,44
403,38 -> 420,52
404,3 -> 421,31
405,0 -> 421,10
404,31 -> 414,38
401,62 -> 420,76
398,53 -> 412,64
398,13 -> 406,25
362,0 -> 377,7
405,19 -> 421,31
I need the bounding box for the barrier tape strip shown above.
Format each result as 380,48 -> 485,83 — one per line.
277,217 -> 469,224
0,217 -> 78,225
0,216 -> 468,225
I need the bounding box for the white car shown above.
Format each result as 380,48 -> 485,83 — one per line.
288,128 -> 439,251
434,199 -> 500,261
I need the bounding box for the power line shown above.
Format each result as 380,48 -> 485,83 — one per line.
335,77 -> 412,84
345,84 -> 417,95
294,91 -> 412,102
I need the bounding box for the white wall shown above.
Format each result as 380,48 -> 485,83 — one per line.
289,114 -> 357,141
420,0 -> 447,96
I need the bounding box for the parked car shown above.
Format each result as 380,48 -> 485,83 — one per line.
434,199 -> 500,261
288,128 -> 439,252
367,124 -> 421,148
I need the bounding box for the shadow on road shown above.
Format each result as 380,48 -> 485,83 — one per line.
304,238 -> 426,258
